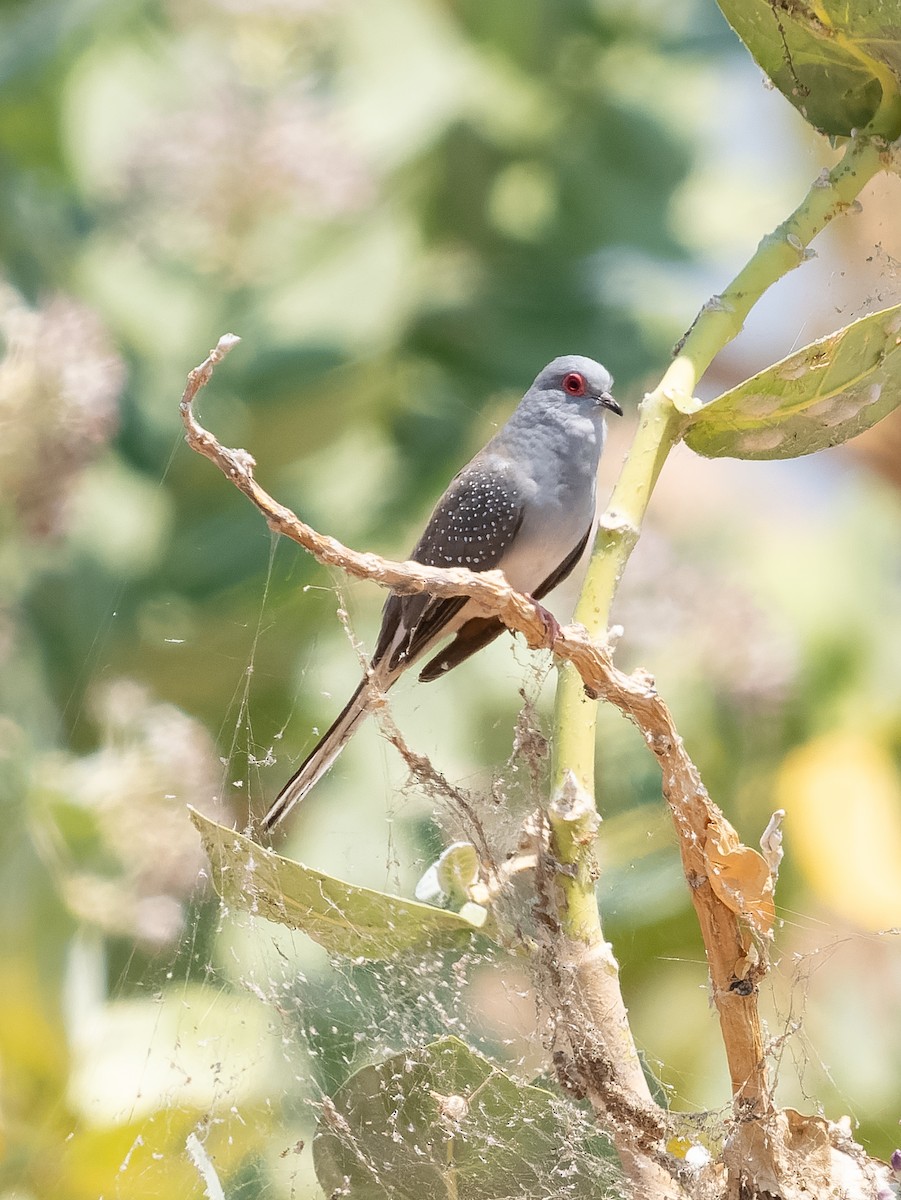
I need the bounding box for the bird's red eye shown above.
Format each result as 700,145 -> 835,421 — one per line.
562,371 -> 586,396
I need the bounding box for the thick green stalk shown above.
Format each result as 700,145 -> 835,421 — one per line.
551,132 -> 887,816
553,387 -> 686,792
539,128 -> 887,1188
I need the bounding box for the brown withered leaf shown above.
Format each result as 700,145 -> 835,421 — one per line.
704,818 -> 775,936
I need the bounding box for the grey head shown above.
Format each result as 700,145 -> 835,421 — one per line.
489,353 -> 621,474
530,355 -> 621,418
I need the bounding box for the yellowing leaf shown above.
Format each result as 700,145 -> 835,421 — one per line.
59,1109 -> 258,1200
0,959 -> 70,1092
778,732 -> 901,928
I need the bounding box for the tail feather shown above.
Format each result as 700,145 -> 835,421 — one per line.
418,616 -> 506,682
261,678 -> 372,832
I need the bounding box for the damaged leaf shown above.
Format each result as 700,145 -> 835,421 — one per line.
685,304 -> 901,461
715,0 -> 901,137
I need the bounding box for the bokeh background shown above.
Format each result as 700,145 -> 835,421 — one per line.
2,0 -> 901,1195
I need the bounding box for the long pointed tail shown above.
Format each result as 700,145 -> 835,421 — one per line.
261,677 -> 374,832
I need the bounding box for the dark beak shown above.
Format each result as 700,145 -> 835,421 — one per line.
598,391 -> 623,417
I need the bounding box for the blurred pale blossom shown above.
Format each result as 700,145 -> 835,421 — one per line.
172,0 -> 337,16
617,526 -> 800,707
0,285 -> 123,536
119,79 -> 375,271
35,680 -> 228,948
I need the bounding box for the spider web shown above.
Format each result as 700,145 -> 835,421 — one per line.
61,547 -> 901,1199
21,246 -> 901,1200
42,533 -> 630,1199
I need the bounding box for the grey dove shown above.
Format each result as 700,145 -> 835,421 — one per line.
262,355 -> 620,831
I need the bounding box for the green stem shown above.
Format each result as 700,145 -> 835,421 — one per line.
546,773 -> 605,943
550,132 -> 886,825
554,389 -> 685,794
676,134 -> 886,375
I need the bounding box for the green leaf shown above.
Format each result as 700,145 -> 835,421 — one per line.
716,0 -> 901,137
313,1036 -> 616,1199
684,303 -> 901,460
190,810 -> 486,960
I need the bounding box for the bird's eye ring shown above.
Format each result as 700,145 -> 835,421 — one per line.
562,371 -> 587,396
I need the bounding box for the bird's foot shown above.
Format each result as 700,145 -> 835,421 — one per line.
528,597 -> 561,649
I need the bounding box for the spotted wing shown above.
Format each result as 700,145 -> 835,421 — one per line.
373,459 -> 525,672
417,521 -> 592,682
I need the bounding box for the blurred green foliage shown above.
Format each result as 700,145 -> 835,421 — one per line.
1,0 -> 900,1196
